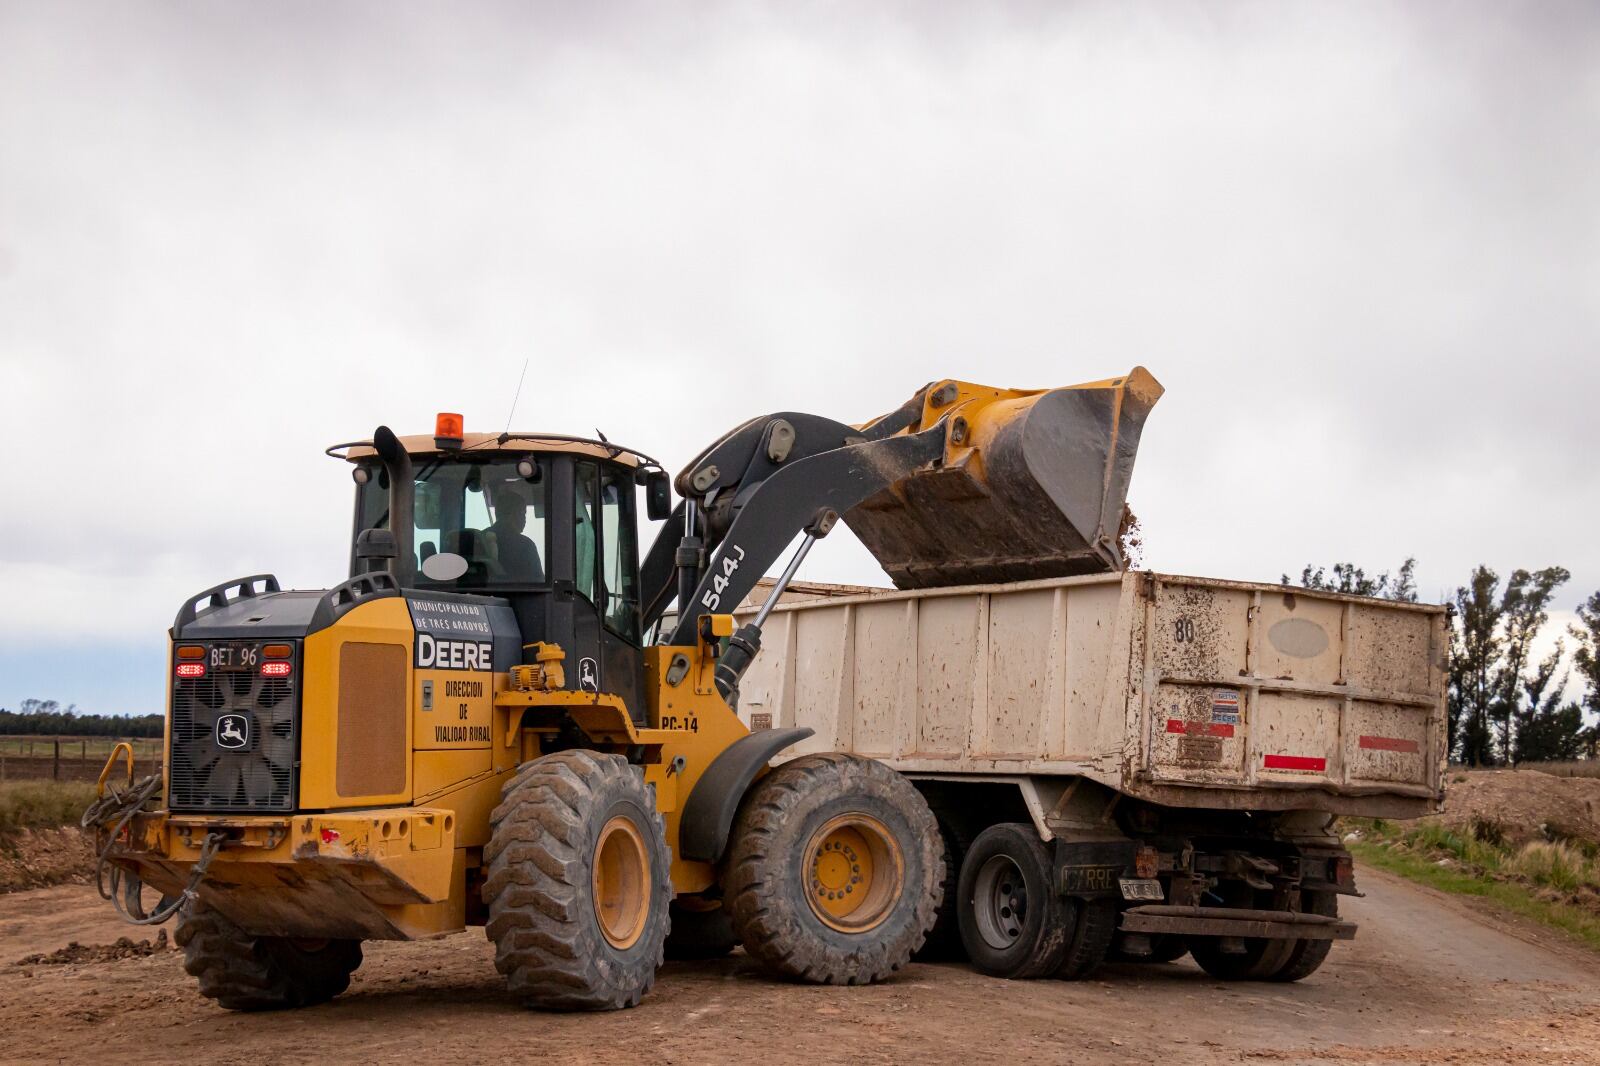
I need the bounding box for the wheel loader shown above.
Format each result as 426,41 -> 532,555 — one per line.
85,369 -> 1163,1010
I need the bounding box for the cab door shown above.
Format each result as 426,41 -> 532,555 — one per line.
572,461 -> 646,720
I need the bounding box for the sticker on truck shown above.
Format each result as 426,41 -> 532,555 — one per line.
1211,688 -> 1240,725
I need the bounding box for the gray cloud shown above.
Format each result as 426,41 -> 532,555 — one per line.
1,0 -> 1596,659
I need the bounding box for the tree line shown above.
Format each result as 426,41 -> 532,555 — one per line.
1287,558 -> 1600,764
0,699 -> 163,738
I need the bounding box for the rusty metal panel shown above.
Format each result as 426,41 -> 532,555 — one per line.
915,595 -> 983,757
850,599 -> 913,758
1345,602 -> 1436,698
790,605 -> 853,755
980,588 -> 1059,759
1256,590 -> 1344,685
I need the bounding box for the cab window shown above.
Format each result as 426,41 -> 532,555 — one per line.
356,458 -> 548,588
599,466 -> 640,642
573,462 -> 598,605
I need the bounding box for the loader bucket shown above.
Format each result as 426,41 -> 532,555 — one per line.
846,368 -> 1163,589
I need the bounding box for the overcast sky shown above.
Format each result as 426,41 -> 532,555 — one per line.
1,2 -> 1596,715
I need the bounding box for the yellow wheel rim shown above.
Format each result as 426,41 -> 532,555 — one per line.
804,813 -> 903,933
593,815 -> 650,950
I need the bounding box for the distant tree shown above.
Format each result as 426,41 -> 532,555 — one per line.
1449,565 -> 1571,766
0,702 -> 162,738
1284,558 -> 1418,602
1513,642 -> 1586,762
1451,566 -> 1503,766
1490,567 -> 1570,760
1571,592 -> 1600,757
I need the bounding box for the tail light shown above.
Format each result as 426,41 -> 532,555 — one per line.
261,660 -> 293,678
175,662 -> 206,679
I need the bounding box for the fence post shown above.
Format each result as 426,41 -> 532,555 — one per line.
53,738 -> 61,781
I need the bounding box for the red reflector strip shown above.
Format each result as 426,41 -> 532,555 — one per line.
174,662 -> 205,678
260,661 -> 292,678
1165,718 -> 1235,738
1263,754 -> 1326,772
1358,735 -> 1419,753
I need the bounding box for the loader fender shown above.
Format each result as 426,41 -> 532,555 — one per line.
679,728 -> 814,862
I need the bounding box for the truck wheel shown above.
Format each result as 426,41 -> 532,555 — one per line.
176,903 -> 362,1011
916,804 -> 973,961
664,899 -> 737,960
1111,933 -> 1189,964
1269,891 -> 1338,982
726,753 -> 941,985
484,749 -> 671,1010
1188,882 -> 1296,981
1055,898 -> 1116,980
957,822 -> 1075,979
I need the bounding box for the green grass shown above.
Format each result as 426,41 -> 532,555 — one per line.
0,780 -> 99,834
1348,818 -> 1600,953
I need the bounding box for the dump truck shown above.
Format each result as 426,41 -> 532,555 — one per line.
733,572 -> 1447,979
84,370 -> 1165,1010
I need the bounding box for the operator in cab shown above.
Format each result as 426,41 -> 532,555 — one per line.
488,485 -> 544,583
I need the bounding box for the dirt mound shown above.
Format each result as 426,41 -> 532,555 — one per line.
1428,769 -> 1600,849
14,930 -> 168,966
0,827 -> 96,893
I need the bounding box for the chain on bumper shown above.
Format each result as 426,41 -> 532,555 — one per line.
81,761 -> 227,927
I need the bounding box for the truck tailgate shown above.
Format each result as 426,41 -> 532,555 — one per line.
1137,575 -> 1447,801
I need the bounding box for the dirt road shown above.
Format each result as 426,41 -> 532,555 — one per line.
2,868 -> 1597,1065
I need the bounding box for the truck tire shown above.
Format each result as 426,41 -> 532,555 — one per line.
1269,891 -> 1337,982
1188,882 -> 1297,981
1055,898 -> 1116,980
726,753 -> 941,985
916,804 -> 974,961
664,899 -> 737,960
483,749 -> 671,1010
957,822 -> 1075,979
176,903 -> 362,1011
1111,933 -> 1189,965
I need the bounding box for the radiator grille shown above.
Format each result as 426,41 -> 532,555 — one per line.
168,644 -> 299,813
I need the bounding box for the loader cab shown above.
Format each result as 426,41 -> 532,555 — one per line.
345,437 -> 659,719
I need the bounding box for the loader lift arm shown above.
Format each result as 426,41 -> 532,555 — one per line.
642,368 -> 1164,703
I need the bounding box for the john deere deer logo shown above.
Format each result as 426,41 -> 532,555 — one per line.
215,714 -> 249,750
578,657 -> 598,693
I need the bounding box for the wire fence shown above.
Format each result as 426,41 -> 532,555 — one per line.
0,735 -> 163,782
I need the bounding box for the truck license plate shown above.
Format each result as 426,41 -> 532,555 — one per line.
1119,878 -> 1163,902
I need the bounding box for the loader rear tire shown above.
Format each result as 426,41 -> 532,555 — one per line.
483,749 -> 671,1010
176,904 -> 362,1011
727,753 -> 941,985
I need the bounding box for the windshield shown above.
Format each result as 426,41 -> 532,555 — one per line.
356,458 -> 549,589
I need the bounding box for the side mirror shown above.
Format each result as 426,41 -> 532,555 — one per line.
645,469 -> 672,521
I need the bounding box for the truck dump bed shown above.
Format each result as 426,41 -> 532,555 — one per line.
736,572 -> 1448,819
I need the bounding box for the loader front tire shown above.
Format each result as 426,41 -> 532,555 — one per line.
727,753 -> 941,985
176,904 -> 362,1011
483,749 -> 671,1010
